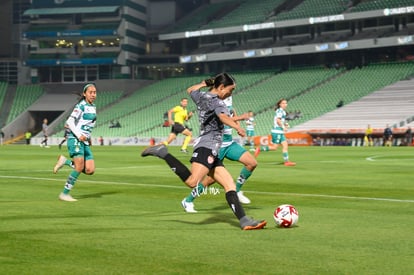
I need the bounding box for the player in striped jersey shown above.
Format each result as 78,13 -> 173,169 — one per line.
245,110 -> 256,150
254,98 -> 296,166
54,83 -> 97,202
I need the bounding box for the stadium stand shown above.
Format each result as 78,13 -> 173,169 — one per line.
162,1 -> 238,33
271,0 -> 350,21
288,62 -> 414,131
4,0 -> 414,145
204,0 -> 286,29
47,62 -> 413,139
90,76 -> 206,138
350,0 -> 414,13
0,82 -> 8,127
0,82 -> 8,111
291,78 -> 414,131
6,85 -> 44,124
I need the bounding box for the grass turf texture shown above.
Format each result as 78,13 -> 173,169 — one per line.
0,145 -> 413,274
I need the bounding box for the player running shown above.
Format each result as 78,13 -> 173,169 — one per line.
254,98 -> 296,166
53,83 -> 97,202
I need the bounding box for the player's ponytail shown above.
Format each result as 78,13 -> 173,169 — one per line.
213,72 -> 235,89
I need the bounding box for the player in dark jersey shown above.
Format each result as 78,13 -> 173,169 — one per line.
142,73 -> 266,230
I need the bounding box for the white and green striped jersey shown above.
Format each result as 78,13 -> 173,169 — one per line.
271,108 -> 286,134
67,99 -> 96,143
222,96 -> 234,148
245,117 -> 255,131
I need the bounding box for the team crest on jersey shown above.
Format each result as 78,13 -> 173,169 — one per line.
84,106 -> 96,113
207,155 -> 214,164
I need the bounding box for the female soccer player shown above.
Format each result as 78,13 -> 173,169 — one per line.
254,98 -> 296,166
142,73 -> 266,230
245,110 -> 256,149
55,83 -> 97,202
181,96 -> 257,213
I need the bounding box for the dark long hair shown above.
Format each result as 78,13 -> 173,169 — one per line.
213,73 -> 236,88
73,83 -> 96,103
275,98 -> 286,111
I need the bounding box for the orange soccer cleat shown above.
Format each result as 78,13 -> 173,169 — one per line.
284,161 -> 296,166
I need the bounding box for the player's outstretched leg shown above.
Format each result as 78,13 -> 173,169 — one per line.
141,144 -> 168,158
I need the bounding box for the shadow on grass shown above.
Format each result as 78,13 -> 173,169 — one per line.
172,212 -> 240,229
208,204 -> 263,211
77,191 -> 120,199
169,203 -> 266,229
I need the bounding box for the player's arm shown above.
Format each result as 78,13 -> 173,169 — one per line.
277,117 -> 288,131
187,81 -> 208,94
232,112 -> 250,122
218,113 -> 245,137
167,108 -> 175,125
66,115 -> 88,142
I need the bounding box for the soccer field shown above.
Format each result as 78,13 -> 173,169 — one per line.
0,145 -> 413,274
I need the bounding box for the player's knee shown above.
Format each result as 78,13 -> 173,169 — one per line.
186,181 -> 197,188
245,160 -> 257,171
250,159 -> 258,170
84,168 -> 95,175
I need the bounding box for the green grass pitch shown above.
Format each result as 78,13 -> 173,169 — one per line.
1,145 -> 413,274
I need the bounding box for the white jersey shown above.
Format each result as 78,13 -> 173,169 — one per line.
222,96 -> 234,148
67,99 -> 96,144
245,117 -> 255,131
271,108 -> 286,134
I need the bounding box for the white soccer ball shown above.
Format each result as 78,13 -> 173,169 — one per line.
273,204 -> 299,228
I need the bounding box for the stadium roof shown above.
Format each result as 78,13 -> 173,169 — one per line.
23,6 -> 120,16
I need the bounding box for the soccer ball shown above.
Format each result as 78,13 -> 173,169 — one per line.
273,204 -> 299,228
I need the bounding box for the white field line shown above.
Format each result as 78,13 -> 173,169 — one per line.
0,175 -> 412,203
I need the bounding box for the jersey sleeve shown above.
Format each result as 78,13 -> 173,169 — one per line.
70,104 -> 83,120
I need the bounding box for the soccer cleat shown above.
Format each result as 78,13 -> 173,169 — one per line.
237,191 -> 251,204
59,193 -> 77,202
240,217 -> 267,230
180,149 -> 188,154
254,147 -> 260,158
53,155 -> 67,174
284,161 -> 296,166
181,199 -> 197,213
141,144 -> 168,158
